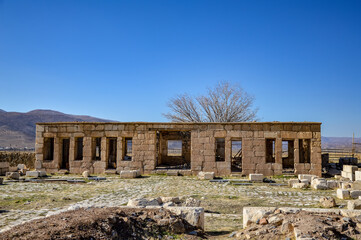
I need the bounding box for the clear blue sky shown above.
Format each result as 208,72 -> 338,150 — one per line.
1,0 -> 360,137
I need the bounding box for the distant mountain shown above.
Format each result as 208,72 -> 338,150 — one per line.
0,109 -> 113,148
322,136 -> 361,150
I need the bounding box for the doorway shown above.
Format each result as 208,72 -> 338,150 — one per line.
107,138 -> 117,169
61,139 -> 70,170
282,140 -> 295,172
231,140 -> 242,172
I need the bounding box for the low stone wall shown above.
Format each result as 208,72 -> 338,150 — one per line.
0,151 -> 35,169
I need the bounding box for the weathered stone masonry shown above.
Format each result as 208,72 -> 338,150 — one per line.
35,122 -> 322,176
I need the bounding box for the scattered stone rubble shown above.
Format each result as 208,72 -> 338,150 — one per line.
0,207 -> 203,240
127,197 -> 201,208
3,164 -> 46,180
288,174 -> 340,190
239,207 -> 361,240
127,197 -> 204,229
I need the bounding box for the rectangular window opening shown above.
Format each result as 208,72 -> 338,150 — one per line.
75,137 -> 83,160
92,137 -> 101,161
123,137 -> 132,161
44,137 -> 54,161
167,140 -> 182,157
216,138 -> 225,162
266,139 -> 276,163
282,141 -> 289,158
299,139 -> 311,163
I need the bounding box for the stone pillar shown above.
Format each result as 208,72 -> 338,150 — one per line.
69,137 -> 75,162
54,137 -> 60,168
116,137 -> 122,170
101,137 -> 107,164
83,137 -> 92,170
294,139 -> 299,164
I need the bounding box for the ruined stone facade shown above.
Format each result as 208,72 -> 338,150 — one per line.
35,122 -> 322,176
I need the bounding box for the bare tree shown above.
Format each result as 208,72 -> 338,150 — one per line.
163,81 -> 258,122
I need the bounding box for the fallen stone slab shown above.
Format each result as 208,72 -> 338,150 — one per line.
67,180 -> 86,183
127,198 -> 162,207
209,179 -> 229,183
337,189 -> 350,199
292,183 -> 308,189
288,179 -> 299,187
342,171 -> 355,181
197,171 -> 214,180
350,190 -> 361,199
343,165 -> 358,174
311,178 -> 328,190
26,171 -> 39,178
6,172 -> 19,180
229,179 -> 251,183
356,171 -> 361,181
300,179 -> 310,185
298,174 -> 317,182
119,170 -> 140,179
249,174 -> 264,182
326,180 -> 339,189
26,171 -> 47,178
88,177 -> 106,181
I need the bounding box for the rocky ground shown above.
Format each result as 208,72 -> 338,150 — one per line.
238,209 -> 361,239
0,175 -> 347,239
0,207 -> 201,240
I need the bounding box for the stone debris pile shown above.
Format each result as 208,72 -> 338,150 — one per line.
127,197 -> 204,230
288,174 -> 339,190
127,196 -> 201,208
2,164 -> 48,181
0,207 -> 203,240
238,207 -> 361,240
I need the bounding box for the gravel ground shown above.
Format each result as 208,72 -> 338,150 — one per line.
0,175 -> 345,239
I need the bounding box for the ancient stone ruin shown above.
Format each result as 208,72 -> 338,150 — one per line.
35,122 -> 322,176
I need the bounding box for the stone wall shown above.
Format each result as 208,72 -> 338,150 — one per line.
35,122 -> 321,176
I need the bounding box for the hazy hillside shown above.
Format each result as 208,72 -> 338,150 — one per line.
0,109 -> 113,148
321,136 -> 361,150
